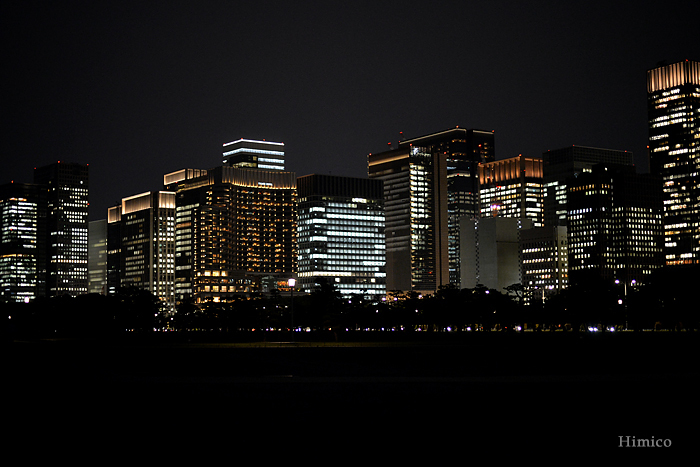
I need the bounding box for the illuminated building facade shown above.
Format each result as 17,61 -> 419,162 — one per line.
479,155 -> 544,227
0,182 -> 41,302
222,138 -> 285,171
34,162 -> 89,297
567,164 -> 664,286
520,226 -> 568,302
460,217 -> 532,291
368,145 -> 449,293
106,206 -> 122,295
297,174 -> 386,298
647,59 -> 700,266
108,191 -> 176,313
398,127 -> 494,287
88,219 -> 107,294
542,146 -> 634,227
168,166 -> 297,304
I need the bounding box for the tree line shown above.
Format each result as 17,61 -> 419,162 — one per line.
3,266 -> 697,339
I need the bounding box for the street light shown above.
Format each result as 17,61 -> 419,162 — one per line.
615,279 -> 635,330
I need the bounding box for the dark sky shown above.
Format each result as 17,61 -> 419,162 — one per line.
4,0 -> 697,220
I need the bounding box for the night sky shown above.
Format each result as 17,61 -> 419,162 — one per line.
4,0 -> 697,220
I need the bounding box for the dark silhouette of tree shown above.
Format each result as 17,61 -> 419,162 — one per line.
113,287 -> 164,332
306,278 -> 343,330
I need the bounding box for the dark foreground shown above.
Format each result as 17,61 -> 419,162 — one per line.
6,331 -> 698,455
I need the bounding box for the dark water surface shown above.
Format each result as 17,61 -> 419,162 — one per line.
7,332 -> 697,454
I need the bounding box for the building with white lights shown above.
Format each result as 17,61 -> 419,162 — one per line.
647,59 -> 700,266
397,127 -> 495,287
297,174 -> 386,299
567,164 -> 664,286
107,191 -> 176,313
34,162 -> 89,297
368,145 -> 449,293
479,155 -> 544,227
542,145 -> 634,228
222,138 -> 285,171
520,226 -> 568,302
0,182 -> 41,302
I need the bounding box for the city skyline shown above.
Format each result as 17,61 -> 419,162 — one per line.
4,1 -> 697,222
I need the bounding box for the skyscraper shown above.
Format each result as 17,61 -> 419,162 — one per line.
647,59 -> 700,266
368,145 -> 449,293
542,145 -> 634,227
34,162 -> 89,297
167,166 -> 297,304
520,225 -> 568,302
0,182 -> 41,302
106,206 -> 121,296
297,174 -> 386,299
479,155 -> 544,227
398,127 -> 494,286
108,191 -> 176,312
88,219 -> 107,295
222,138 -> 285,171
567,164 -> 664,286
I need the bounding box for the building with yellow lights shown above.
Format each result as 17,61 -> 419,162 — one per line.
166,166 -> 297,304
107,191 -> 176,313
647,59 -> 700,266
479,155 -> 544,227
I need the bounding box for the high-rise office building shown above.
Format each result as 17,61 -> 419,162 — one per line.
167,166 -> 297,304
222,138 -> 285,171
479,155 -> 544,227
542,145 -> 634,227
368,145 -> 449,293
297,174 -> 386,299
88,219 -> 107,295
0,182 -> 41,302
107,191 -> 176,313
106,206 -> 122,296
34,162 -> 89,297
398,127 -> 494,286
567,164 -> 664,286
520,226 -> 568,302
647,59 -> 700,266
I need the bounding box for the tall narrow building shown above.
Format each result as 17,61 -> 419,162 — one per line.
88,219 -> 107,295
106,206 -> 122,296
647,59 -> 700,266
297,174 -> 386,299
368,145 -> 449,293
0,182 -> 41,302
108,191 -> 176,313
34,162 -> 89,297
